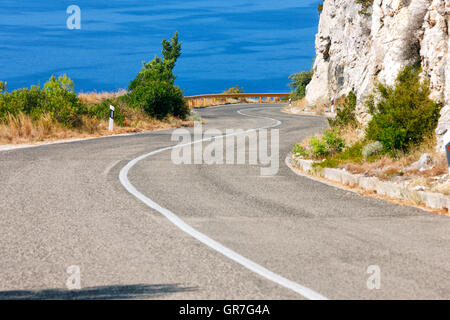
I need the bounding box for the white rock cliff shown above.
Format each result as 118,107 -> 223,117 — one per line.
305,0 -> 450,151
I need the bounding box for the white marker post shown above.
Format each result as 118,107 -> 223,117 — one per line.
109,105 -> 115,132
330,97 -> 335,113
444,130 -> 450,174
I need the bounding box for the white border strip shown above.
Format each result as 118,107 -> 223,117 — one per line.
119,107 -> 327,300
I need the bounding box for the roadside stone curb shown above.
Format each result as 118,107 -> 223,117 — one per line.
288,156 -> 450,211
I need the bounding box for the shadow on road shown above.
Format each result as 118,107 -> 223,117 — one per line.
0,283 -> 196,300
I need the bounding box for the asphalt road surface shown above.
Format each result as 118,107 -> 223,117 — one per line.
0,104 -> 449,300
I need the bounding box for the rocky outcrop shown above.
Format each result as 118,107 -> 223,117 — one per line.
306,0 -> 450,151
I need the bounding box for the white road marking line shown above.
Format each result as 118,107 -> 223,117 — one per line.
119,106 -> 327,300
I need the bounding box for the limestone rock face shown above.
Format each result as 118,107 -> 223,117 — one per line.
306,0 -> 450,151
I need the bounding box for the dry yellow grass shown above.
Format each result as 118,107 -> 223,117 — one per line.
339,125 -> 363,146
292,97 -> 309,108
0,113 -> 79,144
432,182 -> 450,195
0,112 -> 192,145
344,135 -> 447,178
78,89 -> 127,105
311,98 -> 331,115
342,146 -> 447,180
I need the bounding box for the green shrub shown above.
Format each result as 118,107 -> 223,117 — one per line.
308,130 -> 345,159
126,80 -> 187,119
289,70 -> 313,100
366,65 -> 442,154
0,81 -> 6,93
313,142 -> 364,169
0,85 -> 43,119
0,75 -> 86,127
328,91 -> 358,128
87,98 -> 125,126
339,141 -> 364,161
362,141 -> 383,159
126,32 -> 188,119
42,75 -> 86,127
294,130 -> 346,160
292,143 -> 309,157
309,136 -> 329,158
323,130 -> 346,155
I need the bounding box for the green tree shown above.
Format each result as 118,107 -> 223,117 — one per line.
289,70 -> 313,100
161,31 -> 182,72
129,31 -> 181,89
127,32 -> 188,119
0,81 -> 6,93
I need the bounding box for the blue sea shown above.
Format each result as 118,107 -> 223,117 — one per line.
0,0 -> 319,95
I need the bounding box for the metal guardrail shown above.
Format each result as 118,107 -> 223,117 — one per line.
185,93 -> 290,108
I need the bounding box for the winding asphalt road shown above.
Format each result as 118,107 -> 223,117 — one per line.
0,103 -> 449,300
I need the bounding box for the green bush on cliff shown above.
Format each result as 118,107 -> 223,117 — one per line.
289,70 -> 313,100
328,90 -> 358,128
366,65 -> 442,154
